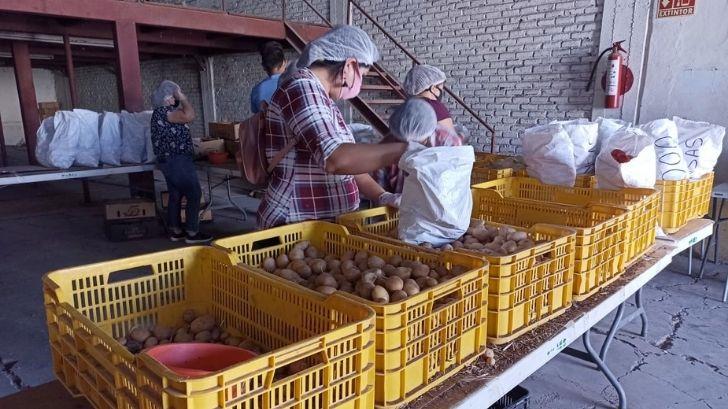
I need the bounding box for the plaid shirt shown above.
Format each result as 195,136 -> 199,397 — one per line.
257,69 -> 359,228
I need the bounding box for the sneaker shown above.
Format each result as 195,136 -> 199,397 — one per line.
169,231 -> 186,242
185,232 -> 213,244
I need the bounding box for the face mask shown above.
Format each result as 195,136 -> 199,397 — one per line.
431,85 -> 444,101
338,61 -> 363,100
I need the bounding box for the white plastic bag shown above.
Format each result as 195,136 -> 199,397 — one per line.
72,109 -> 100,167
596,127 -> 656,190
522,124 -> 576,187
398,144 -> 474,246
120,110 -> 153,164
49,110 -> 80,169
673,116 -> 725,178
99,112 -> 122,166
551,119 -> 599,173
596,117 -> 631,148
638,119 -> 689,181
35,116 -> 55,167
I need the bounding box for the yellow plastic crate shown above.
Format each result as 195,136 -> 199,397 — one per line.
471,153 -> 596,188
43,246 -> 376,409
212,221 -> 488,409
470,188 -> 629,302
472,177 -> 659,265
337,207 -> 576,344
655,173 -> 714,233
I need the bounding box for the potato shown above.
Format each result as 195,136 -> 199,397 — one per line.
315,273 -> 338,288
173,332 -> 193,343
117,336 -> 127,346
316,286 -> 337,295
152,325 -> 172,340
288,248 -> 305,261
452,240 -> 464,249
371,286 -> 390,303
382,264 -> 396,275
384,276 -> 404,292
470,219 -> 485,228
390,290 -> 408,302
190,314 -> 216,333
502,240 -> 518,254
429,270 -> 440,280
262,257 -> 277,273
238,339 -> 258,351
327,259 -> 341,273
343,268 -> 361,282
175,326 -> 189,337
194,330 -> 212,342
289,260 -> 312,277
220,331 -> 230,341
159,339 -> 171,345
126,340 -> 143,353
310,259 -> 327,274
355,281 -> 375,299
341,250 -> 355,261
278,269 -> 304,283
354,250 -> 369,264
367,255 -> 386,269
341,259 -> 356,271
425,277 -> 439,288
293,240 -> 310,250
466,242 -> 484,250
403,279 -> 420,296
360,270 -> 378,284
211,327 -> 221,341
508,231 -> 528,242
419,242 -> 434,249
440,243 -> 454,251
415,277 -> 429,288
388,255 -> 403,267
225,336 -> 241,346
183,309 -> 197,323
393,266 -> 412,279
275,253 -> 289,268
130,326 -> 151,343
305,246 -> 321,259
339,280 -> 354,293
411,262 -> 430,278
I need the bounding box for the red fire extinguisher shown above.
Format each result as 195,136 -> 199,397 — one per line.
587,40 -> 634,109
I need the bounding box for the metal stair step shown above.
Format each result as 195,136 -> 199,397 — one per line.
363,99 -> 405,105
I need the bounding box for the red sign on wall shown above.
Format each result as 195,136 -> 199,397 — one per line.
657,0 -> 696,18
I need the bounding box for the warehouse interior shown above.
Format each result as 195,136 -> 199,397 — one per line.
1,1 -> 727,408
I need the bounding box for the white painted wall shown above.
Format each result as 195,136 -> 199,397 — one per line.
0,67 -> 58,146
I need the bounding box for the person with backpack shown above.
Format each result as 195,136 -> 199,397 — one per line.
256,25 -> 407,228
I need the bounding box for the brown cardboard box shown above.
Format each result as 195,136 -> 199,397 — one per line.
224,139 -> 239,156
105,199 -> 156,221
209,122 -> 240,141
193,138 -> 225,157
38,101 -> 60,120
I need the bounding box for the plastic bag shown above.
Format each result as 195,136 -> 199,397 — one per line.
551,119 -> 598,173
134,111 -> 155,163
120,110 -> 153,164
72,109 -> 100,167
638,119 -> 689,181
35,116 -> 55,167
522,124 -> 576,187
398,144 -> 474,247
595,127 -> 656,190
596,117 -> 631,148
673,116 -> 725,178
49,110 -> 80,169
99,112 -> 122,166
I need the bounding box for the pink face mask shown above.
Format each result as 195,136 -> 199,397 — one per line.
338,61 -> 363,100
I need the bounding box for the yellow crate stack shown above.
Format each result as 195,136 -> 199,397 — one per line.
656,172 -> 713,233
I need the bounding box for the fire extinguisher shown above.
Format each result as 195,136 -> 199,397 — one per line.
587,40 -> 634,109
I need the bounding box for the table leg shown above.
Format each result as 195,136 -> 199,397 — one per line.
699,234 -> 712,279
688,244 -> 693,276
583,329 -> 628,409
723,275 -> 728,303
599,302 -> 626,365
81,179 -> 91,203
226,176 -> 248,221
713,199 -> 724,263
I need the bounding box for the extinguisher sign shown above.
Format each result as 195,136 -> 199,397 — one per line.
657,0 -> 696,18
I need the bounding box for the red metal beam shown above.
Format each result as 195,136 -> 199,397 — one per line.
113,20 -> 143,112
11,41 -> 40,165
63,35 -> 78,107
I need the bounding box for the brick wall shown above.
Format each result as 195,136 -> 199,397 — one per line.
352,0 -> 604,153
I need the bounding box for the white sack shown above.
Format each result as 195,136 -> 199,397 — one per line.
399,144 -> 474,247
596,117 -> 631,148
134,111 -> 155,163
673,116 -> 725,178
49,110 -> 80,169
596,127 -> 656,190
35,117 -> 55,167
72,109 -> 100,167
99,112 -> 122,166
522,124 -> 576,187
120,110 -> 153,164
552,119 -> 599,173
638,119 -> 689,181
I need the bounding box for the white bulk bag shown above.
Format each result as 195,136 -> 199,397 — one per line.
49,110 -> 80,169
99,112 -> 122,166
596,117 -> 631,148
552,119 -> 599,173
35,117 -> 55,168
638,119 -> 689,181
398,144 -> 474,247
596,127 -> 656,190
73,109 -> 100,167
673,116 -> 725,178
134,111 -> 155,163
522,124 -> 576,187
120,110 -> 153,164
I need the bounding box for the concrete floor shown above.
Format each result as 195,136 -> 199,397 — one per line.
1,162 -> 727,408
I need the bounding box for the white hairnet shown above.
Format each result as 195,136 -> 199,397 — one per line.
403,65 -> 446,96
298,25 -> 379,67
151,80 -> 180,108
389,98 -> 437,143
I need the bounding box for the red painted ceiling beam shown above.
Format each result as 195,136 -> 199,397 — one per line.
11,41 -> 40,164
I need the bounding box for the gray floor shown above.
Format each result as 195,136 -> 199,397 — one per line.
1,165 -> 727,407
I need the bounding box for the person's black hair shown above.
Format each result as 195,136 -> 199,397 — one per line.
259,41 -> 286,75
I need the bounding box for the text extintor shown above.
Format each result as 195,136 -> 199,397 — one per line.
657,0 -> 696,18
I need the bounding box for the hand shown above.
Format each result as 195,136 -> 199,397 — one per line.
378,192 -> 401,208
173,87 -> 187,102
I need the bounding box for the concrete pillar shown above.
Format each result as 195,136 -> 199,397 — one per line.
11,41 -> 40,165
199,56 -> 217,134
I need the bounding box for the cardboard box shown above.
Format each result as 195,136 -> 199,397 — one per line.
193,138 -> 225,157
160,191 -> 205,208
209,122 -> 241,141
38,101 -> 60,120
224,139 -> 239,157
104,217 -> 160,241
105,199 -> 156,221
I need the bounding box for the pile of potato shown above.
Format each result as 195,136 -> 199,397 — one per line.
117,309 -> 262,355
258,241 -> 467,303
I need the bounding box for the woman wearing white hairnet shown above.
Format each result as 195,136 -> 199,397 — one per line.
403,64 -> 456,132
257,25 -> 407,228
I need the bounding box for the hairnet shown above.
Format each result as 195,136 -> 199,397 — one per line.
298,25 -> 379,67
151,80 -> 180,108
389,98 -> 438,143
403,65 -> 446,96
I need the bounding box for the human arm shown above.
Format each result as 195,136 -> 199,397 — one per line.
438,117 -> 455,129
354,173 -> 385,201
324,142 -> 407,174
167,89 -> 195,124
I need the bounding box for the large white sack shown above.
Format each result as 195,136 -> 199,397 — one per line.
596,127 -> 656,190
120,110 -> 153,164
49,110 -> 80,169
551,119 -> 599,173
72,109 -> 100,167
638,119 -> 689,181
35,117 -> 55,167
596,117 -> 631,148
99,112 -> 122,166
673,116 -> 725,178
399,144 -> 474,247
134,111 -> 155,163
522,124 -> 576,187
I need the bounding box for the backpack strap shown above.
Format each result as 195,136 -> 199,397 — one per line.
266,137 -> 298,173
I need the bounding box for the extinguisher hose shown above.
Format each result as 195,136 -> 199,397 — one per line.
586,47 -> 613,92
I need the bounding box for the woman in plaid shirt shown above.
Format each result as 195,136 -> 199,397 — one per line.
257,26 -> 407,228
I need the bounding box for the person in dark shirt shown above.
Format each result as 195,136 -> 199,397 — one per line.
402,64 -> 456,132
150,80 -> 212,244
250,41 -> 288,114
